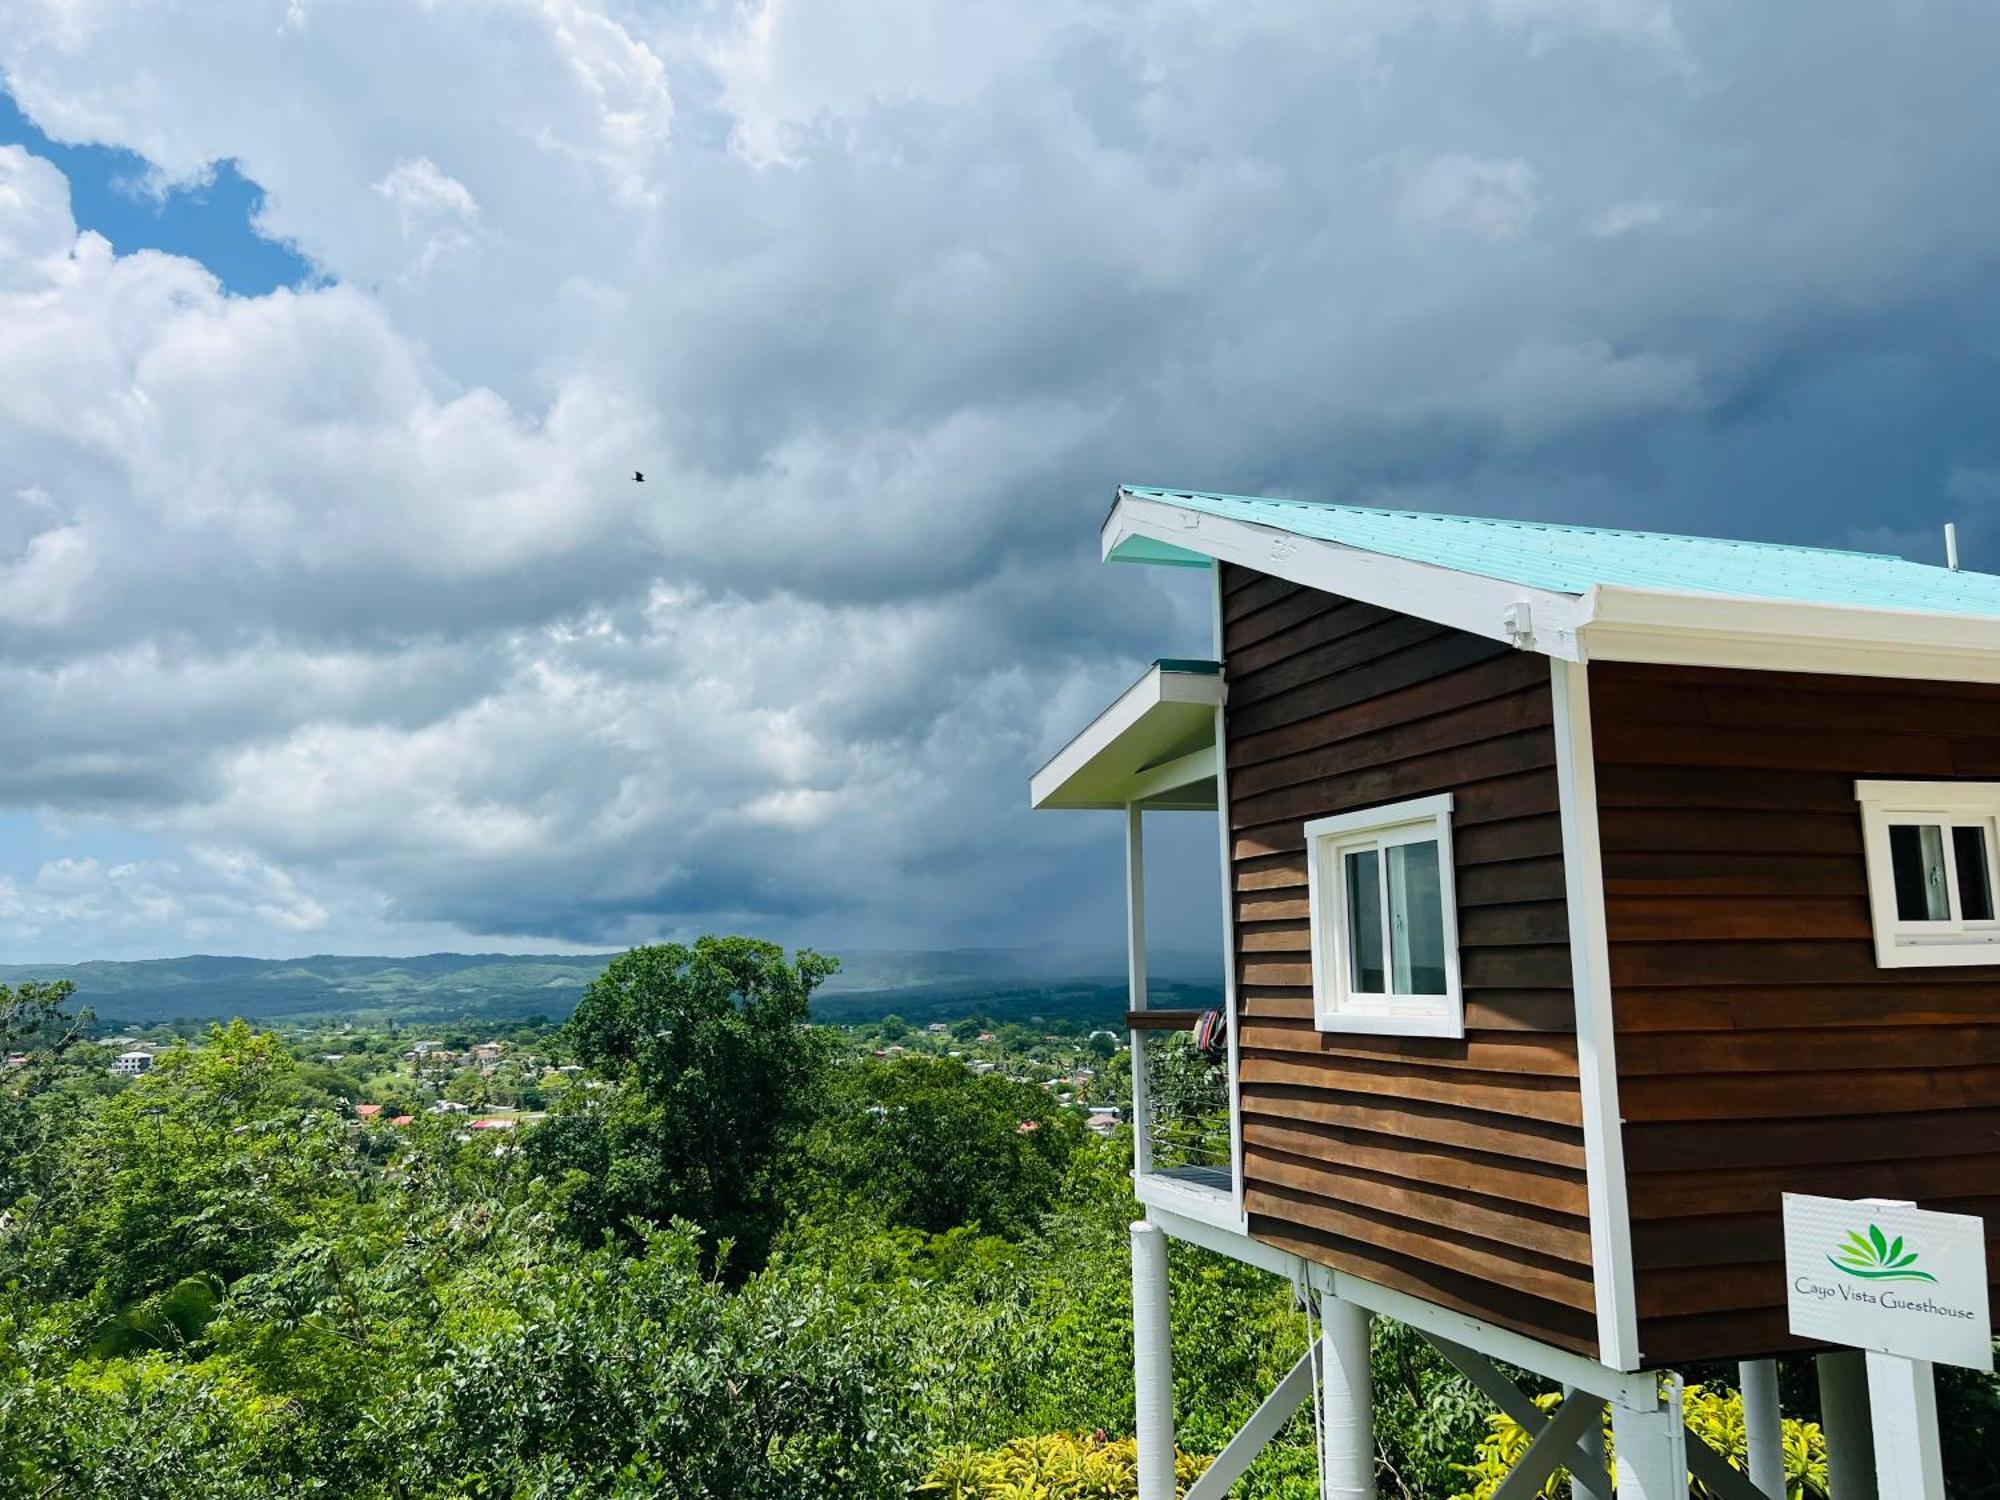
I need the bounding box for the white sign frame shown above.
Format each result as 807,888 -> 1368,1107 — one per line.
1784,1194 -> 1992,1371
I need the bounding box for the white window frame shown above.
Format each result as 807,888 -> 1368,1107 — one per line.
1304,792 -> 1465,1037
1856,780 -> 2000,968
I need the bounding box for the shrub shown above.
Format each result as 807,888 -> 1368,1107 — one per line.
1448,1384 -> 1828,1500
921,1432 -> 1212,1499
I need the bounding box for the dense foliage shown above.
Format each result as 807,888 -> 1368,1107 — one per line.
2,956 -> 1992,1498
526,938 -> 835,1269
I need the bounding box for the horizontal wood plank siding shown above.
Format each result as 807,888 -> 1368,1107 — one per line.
1221,564 -> 1595,1353
1593,660 -> 2000,1366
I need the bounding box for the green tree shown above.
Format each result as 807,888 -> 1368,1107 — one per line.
528,938 -> 835,1270
443,1067 -> 487,1109
28,1019 -> 353,1308
0,981 -> 110,1223
806,1055 -> 1084,1238
1,978 -> 92,1056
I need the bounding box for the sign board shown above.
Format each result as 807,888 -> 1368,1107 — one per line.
1784,1194 -> 1992,1371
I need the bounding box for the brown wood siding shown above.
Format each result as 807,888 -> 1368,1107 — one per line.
1594,660 -> 2000,1367
1220,564 -> 1597,1354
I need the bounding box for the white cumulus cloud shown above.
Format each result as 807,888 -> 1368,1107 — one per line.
1,0 -> 2000,960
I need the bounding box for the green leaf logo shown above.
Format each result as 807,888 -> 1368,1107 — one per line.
1829,1222 -> 1937,1282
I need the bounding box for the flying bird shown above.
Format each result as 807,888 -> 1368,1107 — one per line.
633,470 -> 645,482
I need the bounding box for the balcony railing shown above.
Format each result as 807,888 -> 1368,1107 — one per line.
1128,1009 -> 1231,1181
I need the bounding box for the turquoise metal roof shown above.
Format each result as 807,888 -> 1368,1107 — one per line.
1115,486 -> 2000,618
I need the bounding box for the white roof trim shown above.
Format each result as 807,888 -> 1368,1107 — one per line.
1106,493 -> 2000,684
1578,584 -> 2000,685
1104,494 -> 1586,660
1031,662 -> 1224,810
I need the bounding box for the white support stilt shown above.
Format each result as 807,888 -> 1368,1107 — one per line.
1125,805 -> 1151,1177
1611,1374 -> 1689,1500
1864,1352 -> 1946,1500
1131,1220 -> 1176,1500
1565,1384 -> 1611,1500
1817,1350 -> 1878,1500
1739,1359 -> 1784,1499
1317,1294 -> 1374,1500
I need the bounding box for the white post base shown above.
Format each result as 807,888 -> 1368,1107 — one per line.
1864,1353 -> 1945,1500
1739,1359 -> 1784,1499
1611,1374 -> 1688,1500
1317,1293 -> 1374,1500
1817,1350 -> 1877,1500
1131,1220 -> 1176,1500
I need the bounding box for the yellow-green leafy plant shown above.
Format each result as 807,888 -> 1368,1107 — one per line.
1448,1384 -> 1829,1500
920,1431 -> 1212,1499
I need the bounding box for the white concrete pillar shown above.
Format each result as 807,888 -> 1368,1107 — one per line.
1864,1353 -> 1945,1500
1611,1374 -> 1688,1500
1817,1350 -> 1878,1500
1317,1294 -> 1374,1500
1131,1220 -> 1176,1500
1565,1384 -> 1610,1500
1739,1359 -> 1785,1499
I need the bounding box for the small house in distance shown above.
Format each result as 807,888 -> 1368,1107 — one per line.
1033,486 -> 2000,1499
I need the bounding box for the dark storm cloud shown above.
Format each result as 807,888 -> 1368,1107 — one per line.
1,0 -> 1999,956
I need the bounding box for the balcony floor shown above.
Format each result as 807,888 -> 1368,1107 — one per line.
1135,1162 -> 1241,1231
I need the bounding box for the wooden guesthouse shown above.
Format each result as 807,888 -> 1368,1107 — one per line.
1031,486 -> 2000,1500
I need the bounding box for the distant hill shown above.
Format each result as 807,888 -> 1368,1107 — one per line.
0,946 -> 1222,1029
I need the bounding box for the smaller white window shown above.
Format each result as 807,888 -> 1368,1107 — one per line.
1857,781 -> 2000,968
1304,792 -> 1464,1037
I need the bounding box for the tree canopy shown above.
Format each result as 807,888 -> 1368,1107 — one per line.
526,938 -> 835,1268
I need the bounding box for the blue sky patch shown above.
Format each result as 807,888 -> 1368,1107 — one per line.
1,91 -> 315,296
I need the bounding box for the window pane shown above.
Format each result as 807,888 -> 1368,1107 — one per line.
1954,825 -> 1995,921
1387,839 -> 1448,996
1344,848 -> 1384,993
1890,823 -> 1951,921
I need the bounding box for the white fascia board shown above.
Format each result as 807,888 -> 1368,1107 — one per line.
1580,584 -> 2000,684
1102,494 -> 1588,660
1029,663 -> 1224,810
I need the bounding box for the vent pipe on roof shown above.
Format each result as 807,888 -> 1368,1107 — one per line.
1946,522 -> 1961,571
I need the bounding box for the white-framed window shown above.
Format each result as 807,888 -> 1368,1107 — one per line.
1304,792 -> 1464,1037
1857,780 -> 2000,968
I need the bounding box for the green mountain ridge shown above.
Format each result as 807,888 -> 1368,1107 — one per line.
0,947 -> 1224,1028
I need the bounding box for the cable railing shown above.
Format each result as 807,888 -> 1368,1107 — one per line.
1130,1014 -> 1231,1178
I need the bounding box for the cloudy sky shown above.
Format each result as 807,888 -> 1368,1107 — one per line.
2,1 -> 1998,963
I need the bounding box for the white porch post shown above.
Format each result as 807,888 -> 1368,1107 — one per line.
1132,1219 -> 1177,1500
1564,1384 -> 1610,1500
1739,1359 -> 1785,1498
1611,1374 -> 1688,1499
1864,1352 -> 1946,1500
1318,1294 -> 1374,1500
1125,803 -> 1151,1176
1817,1350 -> 1878,1500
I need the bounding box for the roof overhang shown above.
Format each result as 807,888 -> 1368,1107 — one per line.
1031,660 -> 1224,811
1579,584 -> 2000,686
1104,489 -> 2000,686
1104,490 -> 1589,660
